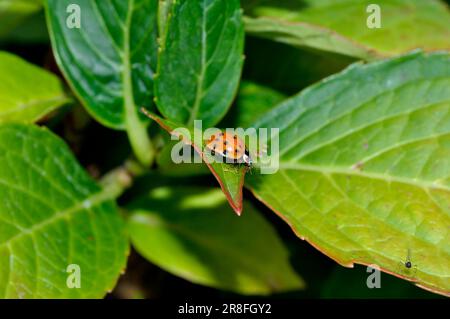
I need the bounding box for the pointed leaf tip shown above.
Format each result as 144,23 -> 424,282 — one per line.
142,110 -> 246,215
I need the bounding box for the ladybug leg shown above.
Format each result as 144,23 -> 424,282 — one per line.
242,149 -> 253,166
234,158 -> 252,173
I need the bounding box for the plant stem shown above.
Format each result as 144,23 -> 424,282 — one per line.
123,0 -> 155,166
126,116 -> 155,166
99,158 -> 149,200
99,166 -> 133,200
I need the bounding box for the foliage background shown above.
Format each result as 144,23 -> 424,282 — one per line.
0,0 -> 449,298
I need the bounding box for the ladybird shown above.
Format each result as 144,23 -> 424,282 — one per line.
205,132 -> 252,166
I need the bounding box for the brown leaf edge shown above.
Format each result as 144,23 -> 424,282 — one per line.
141,107 -> 246,215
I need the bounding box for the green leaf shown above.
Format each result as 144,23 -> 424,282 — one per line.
142,109 -> 247,214
1,11 -> 49,44
0,51 -> 70,123
155,0 -> 245,127
156,140 -> 210,177
220,81 -> 286,128
243,0 -> 450,59
0,124 -> 128,298
157,0 -> 173,38
45,0 -> 158,165
128,186 -> 304,295
244,37 -> 356,95
0,0 -> 42,37
246,52 -> 450,296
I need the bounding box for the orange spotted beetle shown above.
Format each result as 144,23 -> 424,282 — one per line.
205,132 -> 252,166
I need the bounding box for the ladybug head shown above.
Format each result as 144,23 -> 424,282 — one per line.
243,149 -> 253,166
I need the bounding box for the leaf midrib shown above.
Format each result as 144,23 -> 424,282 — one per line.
275,77 -> 450,158
122,0 -> 136,124
0,188 -> 113,250
0,95 -> 70,118
279,162 -> 450,192
187,0 -> 208,126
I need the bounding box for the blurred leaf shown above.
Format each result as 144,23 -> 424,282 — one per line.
244,36 -> 356,95
45,0 -> 158,165
155,0 -> 245,127
247,52 -> 450,296
0,0 -> 42,37
243,0 -> 450,59
0,51 -> 70,123
142,109 -> 247,214
0,124 -> 128,298
1,11 -> 49,44
220,81 -> 286,128
156,140 -> 210,177
128,186 -> 304,295
321,265 -> 440,299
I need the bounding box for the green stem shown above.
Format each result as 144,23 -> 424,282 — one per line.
99,158 -> 149,200
126,113 -> 155,166
99,167 -> 133,199
123,0 -> 155,166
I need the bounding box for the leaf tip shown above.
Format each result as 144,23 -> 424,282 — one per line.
234,205 -> 243,216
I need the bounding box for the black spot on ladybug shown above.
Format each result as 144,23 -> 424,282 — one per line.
223,149 -> 227,155
224,140 -> 228,146
233,135 -> 237,140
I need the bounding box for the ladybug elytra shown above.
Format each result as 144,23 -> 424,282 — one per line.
205,132 -> 252,166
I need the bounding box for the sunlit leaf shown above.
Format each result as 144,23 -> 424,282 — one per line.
0,124 -> 128,298
0,51 -> 70,123
243,0 -> 450,59
247,52 -> 450,296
